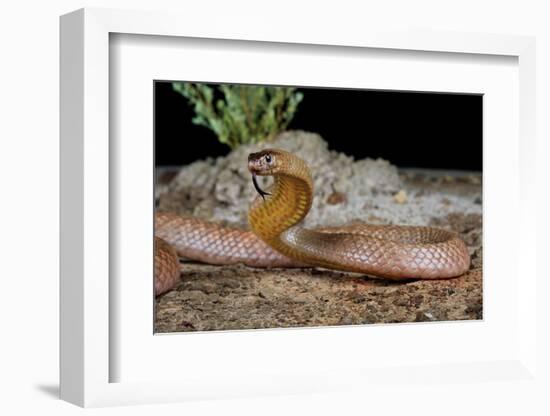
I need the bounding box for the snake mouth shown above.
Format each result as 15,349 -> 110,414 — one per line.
251,173 -> 271,201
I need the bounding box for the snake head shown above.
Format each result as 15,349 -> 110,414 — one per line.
248,149 -> 282,200
247,149 -> 281,176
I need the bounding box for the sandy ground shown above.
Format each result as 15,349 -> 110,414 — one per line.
155,265 -> 481,333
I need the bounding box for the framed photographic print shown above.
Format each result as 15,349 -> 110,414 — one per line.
60,7 -> 538,408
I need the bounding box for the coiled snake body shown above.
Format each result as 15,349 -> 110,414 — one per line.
154,149 -> 470,295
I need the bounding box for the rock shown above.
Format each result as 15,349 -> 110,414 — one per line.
393,190 -> 408,204
468,175 -> 481,185
326,192 -> 347,205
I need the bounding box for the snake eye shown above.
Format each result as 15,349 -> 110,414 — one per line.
265,154 -> 272,164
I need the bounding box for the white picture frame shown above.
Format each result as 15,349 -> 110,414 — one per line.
60,7 -> 537,408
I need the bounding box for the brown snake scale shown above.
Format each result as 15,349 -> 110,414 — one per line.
154,149 -> 470,295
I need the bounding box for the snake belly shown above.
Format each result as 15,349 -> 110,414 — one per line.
154,149 -> 471,295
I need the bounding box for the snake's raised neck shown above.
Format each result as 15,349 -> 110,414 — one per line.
247,149 -> 313,257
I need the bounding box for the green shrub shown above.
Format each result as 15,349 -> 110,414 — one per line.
172,82 -> 303,149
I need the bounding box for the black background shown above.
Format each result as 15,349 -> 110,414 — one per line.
155,81 -> 482,171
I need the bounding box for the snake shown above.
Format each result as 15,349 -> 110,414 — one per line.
154,149 -> 471,296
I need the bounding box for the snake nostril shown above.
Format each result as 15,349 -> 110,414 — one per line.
248,153 -> 259,172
